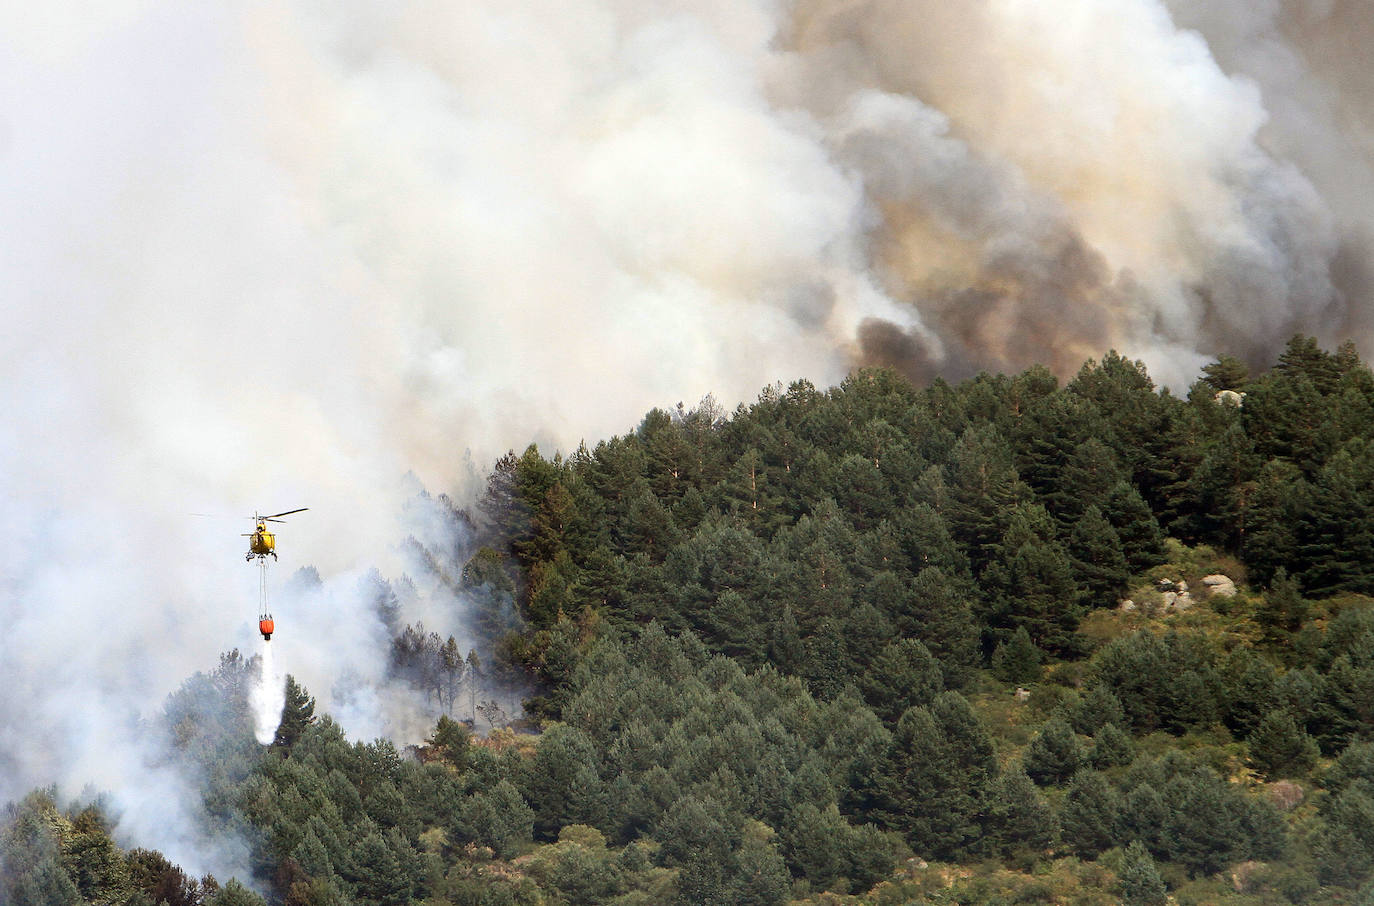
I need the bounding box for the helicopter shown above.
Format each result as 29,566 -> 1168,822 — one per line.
244,508 -> 307,640
244,508 -> 309,562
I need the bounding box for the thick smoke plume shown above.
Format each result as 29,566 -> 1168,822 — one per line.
1,0 -> 1370,879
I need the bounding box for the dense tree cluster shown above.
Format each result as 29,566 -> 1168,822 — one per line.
9,338 -> 1374,905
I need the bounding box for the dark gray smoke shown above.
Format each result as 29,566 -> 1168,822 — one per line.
782,0 -> 1369,379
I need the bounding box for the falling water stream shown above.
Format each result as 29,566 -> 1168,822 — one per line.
251,640 -> 285,745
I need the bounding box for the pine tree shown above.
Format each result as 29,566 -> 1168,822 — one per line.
778,803 -> 847,889
673,484 -> 708,532
1313,653 -> 1374,754
717,448 -> 783,531
1242,460 -> 1303,585
464,649 -> 483,720
706,589 -> 771,667
727,821 -> 790,906
1119,839 -> 1167,906
620,482 -> 681,561
1243,369 -> 1331,473
986,528 -> 1084,655
1188,420 -> 1261,550
478,450 -> 530,554
1115,782 -> 1167,855
1089,722 -> 1135,769
1276,334 -> 1341,394
1199,355 -> 1249,392
127,849 -> 201,906
904,567 -> 980,684
285,876 -> 348,906
342,832 -> 410,906
462,547 -> 519,644
1,796 -> 81,906
1012,392 -> 1109,506
891,503 -> 970,578
274,676 -> 316,750
1053,438 -> 1127,523
652,794 -> 733,876
945,425 -> 1030,571
205,880 -> 268,906
767,606 -> 804,676
1101,481 -> 1166,572
1314,780 -> 1374,886
831,452 -> 892,531
457,780 -> 534,858
1024,717 -> 1084,785
930,691 -> 999,785
1161,773 -> 1244,877
1067,505 -> 1129,605
843,601 -> 893,674
1325,741 -> 1374,794
438,636 -> 463,715
1059,769 -> 1120,856
60,807 -> 130,905
991,626 -> 1043,685
858,639 -> 943,722
801,617 -> 849,701
854,696 -> 994,860
292,828 -> 335,880
1220,648 -> 1279,739
359,569 -> 400,637
1248,710 -> 1319,779
1072,685 -> 1127,735
427,715 -> 471,771
521,724 -> 606,840
1298,444 -> 1374,595
983,766 -> 1056,859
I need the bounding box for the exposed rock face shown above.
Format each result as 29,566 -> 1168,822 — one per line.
1266,780 -> 1305,812
1202,574 -> 1238,596
1215,389 -> 1247,407
1161,589 -> 1194,612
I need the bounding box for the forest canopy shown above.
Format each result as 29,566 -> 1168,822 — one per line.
7,337 -> 1374,906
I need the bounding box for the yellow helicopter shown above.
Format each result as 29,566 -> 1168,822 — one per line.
244,508 -> 309,562
244,508 -> 307,641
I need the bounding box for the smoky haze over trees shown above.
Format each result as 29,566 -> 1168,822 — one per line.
4,0 -> 1374,901
10,340 -> 1374,905
6,0 -> 1374,878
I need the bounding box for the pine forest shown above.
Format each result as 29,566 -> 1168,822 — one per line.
10,336 -> 1374,906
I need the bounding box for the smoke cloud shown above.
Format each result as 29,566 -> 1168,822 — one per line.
1,0 -> 1370,878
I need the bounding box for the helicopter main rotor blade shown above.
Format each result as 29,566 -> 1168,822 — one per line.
264,508 -> 309,519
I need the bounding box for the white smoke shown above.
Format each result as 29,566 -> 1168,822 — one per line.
1,0 -> 1370,880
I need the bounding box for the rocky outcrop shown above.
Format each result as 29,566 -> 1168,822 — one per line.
1201,574 -> 1237,596
1215,389 -> 1246,407
1156,578 -> 1194,612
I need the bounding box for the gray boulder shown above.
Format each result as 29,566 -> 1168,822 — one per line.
1201,574 -> 1237,597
